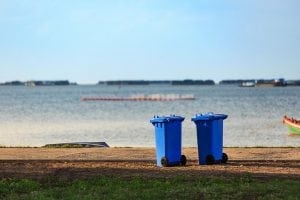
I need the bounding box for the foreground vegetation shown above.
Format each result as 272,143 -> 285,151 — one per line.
0,175 -> 299,200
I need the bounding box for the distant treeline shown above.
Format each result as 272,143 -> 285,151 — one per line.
1,79 -> 300,86
219,80 -> 256,85
220,79 -> 300,86
98,79 -> 215,85
0,80 -> 74,86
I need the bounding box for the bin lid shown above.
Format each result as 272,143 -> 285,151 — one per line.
150,115 -> 185,124
191,112 -> 227,121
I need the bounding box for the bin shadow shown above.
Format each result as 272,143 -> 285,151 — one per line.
0,159 -> 299,181
227,159 -> 300,169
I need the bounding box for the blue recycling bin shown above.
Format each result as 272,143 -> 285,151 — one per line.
191,113 -> 228,165
150,115 -> 187,167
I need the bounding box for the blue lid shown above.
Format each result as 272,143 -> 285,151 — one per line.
150,115 -> 185,124
191,112 -> 228,121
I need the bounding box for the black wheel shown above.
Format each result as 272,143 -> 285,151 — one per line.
180,155 -> 187,166
206,154 -> 215,165
222,153 -> 228,163
161,157 -> 169,167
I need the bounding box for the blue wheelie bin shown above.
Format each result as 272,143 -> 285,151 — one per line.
191,113 -> 228,165
150,115 -> 187,167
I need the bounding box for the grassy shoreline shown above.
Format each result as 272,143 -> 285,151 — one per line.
1,175 -> 299,199
0,147 -> 299,199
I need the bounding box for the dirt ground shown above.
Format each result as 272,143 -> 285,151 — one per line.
0,147 -> 299,180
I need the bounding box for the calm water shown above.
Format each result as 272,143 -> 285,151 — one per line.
0,85 -> 299,147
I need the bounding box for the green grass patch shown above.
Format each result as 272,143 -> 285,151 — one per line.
0,175 -> 299,199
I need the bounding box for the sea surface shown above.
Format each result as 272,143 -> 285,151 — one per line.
0,85 -> 299,147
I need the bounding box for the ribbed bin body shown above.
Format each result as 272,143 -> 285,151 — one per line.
192,113 -> 227,165
150,115 -> 184,167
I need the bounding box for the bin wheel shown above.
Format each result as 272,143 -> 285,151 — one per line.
161,157 -> 169,167
206,154 -> 215,165
222,153 -> 228,163
180,155 -> 187,166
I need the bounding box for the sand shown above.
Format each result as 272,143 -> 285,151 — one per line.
0,147 -> 299,180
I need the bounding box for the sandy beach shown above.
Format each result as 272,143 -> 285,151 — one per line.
0,147 -> 299,180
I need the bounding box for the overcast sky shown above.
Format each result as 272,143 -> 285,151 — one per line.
0,0 -> 299,83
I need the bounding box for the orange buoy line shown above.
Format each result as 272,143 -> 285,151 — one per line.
81,94 -> 195,101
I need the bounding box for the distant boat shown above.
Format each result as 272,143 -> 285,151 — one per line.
256,78 -> 287,87
283,116 -> 300,135
239,81 -> 255,87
